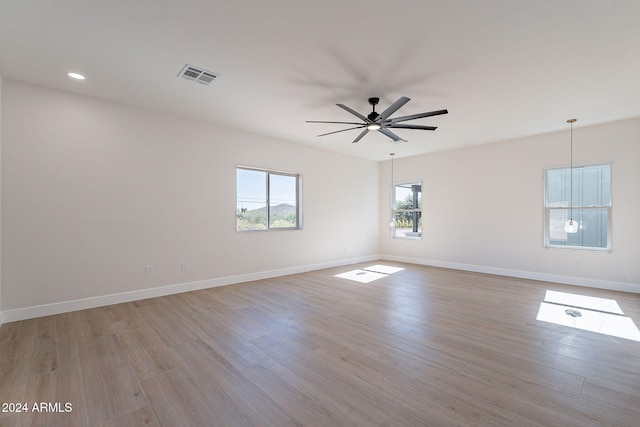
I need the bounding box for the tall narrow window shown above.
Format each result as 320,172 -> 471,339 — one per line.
544,163 -> 611,249
392,181 -> 422,239
236,167 -> 300,231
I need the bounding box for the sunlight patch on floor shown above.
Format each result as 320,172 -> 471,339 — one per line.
334,264 -> 405,284
543,290 -> 624,314
536,290 -> 640,342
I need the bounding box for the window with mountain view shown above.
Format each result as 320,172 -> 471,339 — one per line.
236,167 -> 300,231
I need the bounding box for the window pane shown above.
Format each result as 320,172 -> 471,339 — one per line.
581,164 -> 611,206
546,164 -> 611,207
394,183 -> 422,210
269,173 -> 297,228
548,208 -> 608,248
546,168 -> 570,207
394,211 -> 422,238
236,169 -> 267,231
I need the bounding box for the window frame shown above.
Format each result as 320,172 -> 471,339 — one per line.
391,180 -> 422,240
543,162 -> 612,251
236,166 -> 302,232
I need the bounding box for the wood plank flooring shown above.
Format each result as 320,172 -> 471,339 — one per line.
1,262 -> 639,426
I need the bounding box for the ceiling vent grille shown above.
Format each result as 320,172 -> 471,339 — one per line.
177,64 -> 219,85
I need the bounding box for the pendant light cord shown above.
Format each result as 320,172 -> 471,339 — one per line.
564,118 -> 578,233
568,119 -> 575,221
390,153 -> 395,228
391,153 -> 394,184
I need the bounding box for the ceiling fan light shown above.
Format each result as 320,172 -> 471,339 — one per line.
367,124 -> 381,131
564,219 -> 578,233
67,72 -> 85,80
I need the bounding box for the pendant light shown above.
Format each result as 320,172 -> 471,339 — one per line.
389,153 -> 396,228
564,119 -> 578,234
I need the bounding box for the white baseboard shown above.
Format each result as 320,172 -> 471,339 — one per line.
4,253 -> 636,324
0,255 -> 380,323
381,254 -> 640,294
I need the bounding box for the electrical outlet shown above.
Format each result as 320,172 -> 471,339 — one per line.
181,261 -> 189,272
145,265 -> 154,276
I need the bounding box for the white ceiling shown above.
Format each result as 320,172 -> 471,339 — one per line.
1,0 -> 639,161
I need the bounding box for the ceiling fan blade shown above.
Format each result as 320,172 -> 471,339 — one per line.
306,120 -> 365,125
386,109 -> 448,124
352,129 -> 369,143
317,125 -> 366,137
378,127 -> 406,142
376,96 -> 410,121
387,124 -> 437,131
336,103 -> 372,123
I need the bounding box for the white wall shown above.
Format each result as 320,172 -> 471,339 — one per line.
0,75 -> 3,327
3,79 -> 637,324
1,80 -> 380,320
380,118 -> 640,292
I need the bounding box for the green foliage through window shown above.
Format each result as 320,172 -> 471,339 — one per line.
392,182 -> 422,239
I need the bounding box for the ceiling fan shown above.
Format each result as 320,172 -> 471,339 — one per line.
307,96 -> 448,143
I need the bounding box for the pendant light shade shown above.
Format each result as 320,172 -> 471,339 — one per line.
565,118 -> 578,234
564,219 -> 578,233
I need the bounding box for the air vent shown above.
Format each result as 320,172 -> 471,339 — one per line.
177,64 -> 219,85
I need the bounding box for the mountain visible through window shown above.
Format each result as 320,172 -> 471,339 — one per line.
236,167 -> 300,231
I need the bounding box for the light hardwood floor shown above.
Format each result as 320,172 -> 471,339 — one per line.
1,262 -> 639,426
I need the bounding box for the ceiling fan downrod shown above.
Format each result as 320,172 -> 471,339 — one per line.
367,97 -> 380,121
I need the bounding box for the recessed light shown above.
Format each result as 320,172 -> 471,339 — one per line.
67,72 -> 85,80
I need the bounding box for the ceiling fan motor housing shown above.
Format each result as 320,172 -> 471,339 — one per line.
368,97 -> 380,121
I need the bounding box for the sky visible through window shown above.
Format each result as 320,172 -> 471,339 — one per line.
236,167 -> 298,231
237,168 -> 266,212
269,174 -> 296,207
236,169 -> 297,210
394,183 -> 422,209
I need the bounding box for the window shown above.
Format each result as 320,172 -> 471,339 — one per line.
544,163 -> 611,249
392,181 -> 422,239
236,167 -> 300,231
